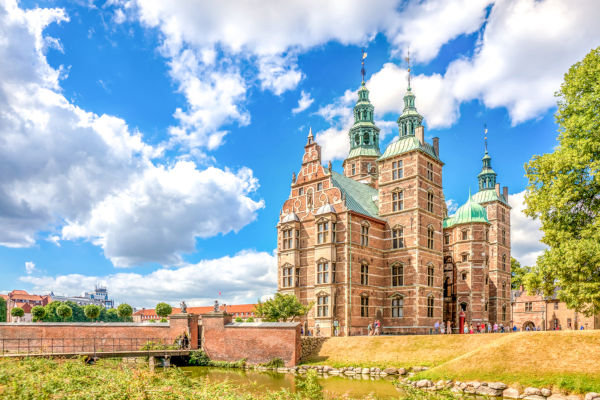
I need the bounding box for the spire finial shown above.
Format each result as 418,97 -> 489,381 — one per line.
307,126 -> 314,144
361,49 -> 367,85
484,123 -> 488,152
405,47 -> 411,89
468,187 -> 472,201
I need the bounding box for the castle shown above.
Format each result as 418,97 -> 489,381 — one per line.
277,68 -> 511,336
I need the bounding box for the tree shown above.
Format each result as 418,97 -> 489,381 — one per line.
524,46 -> 600,316
117,304 -> 133,321
246,317 -> 254,322
511,258 -> 532,290
235,316 -> 243,322
84,304 -> 102,322
0,297 -> 6,322
11,307 -> 24,322
254,293 -> 312,322
56,304 -> 73,322
105,308 -> 120,322
155,302 -> 172,320
31,305 -> 46,322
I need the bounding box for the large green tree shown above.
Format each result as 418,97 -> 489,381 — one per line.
0,297 -> 6,322
156,302 -> 172,322
84,304 -> 102,322
31,305 -> 46,322
511,257 -> 532,290
11,307 -> 25,321
254,293 -> 312,322
523,46 -> 600,315
117,304 -> 133,322
56,304 -> 73,322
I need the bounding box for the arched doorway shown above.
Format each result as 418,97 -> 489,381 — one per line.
523,321 -> 535,331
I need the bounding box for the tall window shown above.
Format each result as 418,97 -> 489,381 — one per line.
361,296 -> 369,317
295,267 -> 300,286
298,188 -> 304,196
282,266 -> 293,287
331,223 -> 337,243
427,295 -> 434,318
461,229 -> 468,240
502,281 -> 506,297
392,297 -> 404,318
392,264 -> 404,287
295,230 -> 300,248
485,274 -> 489,285
502,229 -> 506,245
485,229 -> 489,241
525,302 -> 532,311
351,163 -> 356,175
317,221 -> 328,244
461,253 -> 468,262
331,263 -> 336,284
361,263 -> 369,285
502,304 -> 507,321
317,261 -> 329,284
392,160 -> 403,180
392,191 -> 404,212
392,227 -> 404,249
282,229 -> 293,249
317,295 -> 329,317
361,224 -> 369,246
502,254 -> 506,271
426,162 -> 434,181
317,182 -> 323,191
501,208 -> 505,222
444,234 -> 450,245
427,226 -> 434,249
427,192 -> 434,212
427,264 -> 434,287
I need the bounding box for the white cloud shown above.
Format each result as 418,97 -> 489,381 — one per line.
0,0 -> 264,267
25,261 -> 36,275
509,190 -> 546,267
21,250 -> 277,308
257,53 -> 303,96
292,90 -> 314,114
446,199 -> 459,214
62,162 -> 264,267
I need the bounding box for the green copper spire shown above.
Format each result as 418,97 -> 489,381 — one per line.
397,49 -> 423,137
478,126 -> 497,190
348,52 -> 380,159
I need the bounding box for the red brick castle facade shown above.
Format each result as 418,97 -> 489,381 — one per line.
277,72 -> 511,336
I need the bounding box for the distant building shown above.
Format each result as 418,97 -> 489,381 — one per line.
511,287 -> 600,330
2,290 -> 52,322
50,285 -> 114,309
133,304 -> 257,323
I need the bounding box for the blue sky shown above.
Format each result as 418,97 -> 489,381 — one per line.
1,0 -> 599,308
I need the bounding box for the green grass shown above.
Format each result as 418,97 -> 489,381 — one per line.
302,331 -> 600,393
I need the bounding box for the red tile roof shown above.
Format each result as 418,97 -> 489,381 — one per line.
134,304 -> 257,318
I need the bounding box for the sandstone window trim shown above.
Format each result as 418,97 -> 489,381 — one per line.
444,233 -> 450,245
317,294 -> 329,317
351,163 -> 356,175
360,221 -> 370,247
392,160 -> 404,180
281,228 -> 294,250
427,263 -> 434,287
391,296 -> 404,318
360,295 -> 369,317
281,264 -> 294,288
427,225 -> 435,250
427,295 -> 434,318
391,263 -> 404,287
392,190 -> 404,212
316,259 -> 330,284
461,229 -> 468,241
316,218 -> 329,244
392,225 -> 404,249
427,191 -> 434,213
461,253 -> 468,263
360,262 -> 369,285
426,161 -> 434,181
317,182 -> 323,191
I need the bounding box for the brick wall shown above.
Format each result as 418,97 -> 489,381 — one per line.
201,312 -> 301,367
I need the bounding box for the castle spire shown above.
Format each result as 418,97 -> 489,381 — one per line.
361,49 -> 367,85
477,125 -> 497,191
405,47 -> 411,90
307,126 -> 314,144
397,47 -> 423,137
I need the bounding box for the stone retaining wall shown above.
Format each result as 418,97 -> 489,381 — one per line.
300,337 -> 328,361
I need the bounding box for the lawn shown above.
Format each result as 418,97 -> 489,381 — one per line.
303,331 -> 600,393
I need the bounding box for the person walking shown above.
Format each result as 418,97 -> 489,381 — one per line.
440,324 -> 445,335
446,320 -> 452,334
463,324 -> 469,334
434,320 -> 440,334
493,323 -> 498,333
375,320 -> 381,336
367,322 -> 373,336
315,323 -> 320,337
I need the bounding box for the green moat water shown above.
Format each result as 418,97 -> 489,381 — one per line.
182,366 -> 409,399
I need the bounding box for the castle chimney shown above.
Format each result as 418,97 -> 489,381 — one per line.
416,126 -> 425,145
495,183 -> 501,197
503,186 -> 509,202
432,137 -> 439,157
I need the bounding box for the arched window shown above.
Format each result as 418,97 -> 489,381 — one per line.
502,254 -> 506,271
363,132 -> 370,145
361,262 -> 369,285
361,222 -> 369,246
317,295 -> 329,317
392,190 -> 404,212
392,264 -> 404,287
392,226 -> 404,249
392,296 -> 404,318
427,295 -> 434,318
427,191 -> 434,212
427,226 -> 435,249
427,264 -> 434,287
361,296 -> 369,317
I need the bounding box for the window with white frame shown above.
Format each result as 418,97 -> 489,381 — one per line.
317,221 -> 329,244
392,190 -> 404,212
317,295 -> 329,317
317,182 -> 323,191
392,227 -> 404,249
317,261 -> 329,284
351,163 -> 356,175
282,229 -> 293,249
392,160 -> 403,180
461,229 -> 468,240
392,264 -> 404,287
392,297 -> 404,318
282,266 -> 293,287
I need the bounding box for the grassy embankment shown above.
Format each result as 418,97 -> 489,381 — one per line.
303,330 -> 600,393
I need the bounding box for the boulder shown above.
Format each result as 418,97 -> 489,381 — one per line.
585,394 -> 600,400
476,386 -> 504,397
343,370 -> 355,375
525,388 -> 543,396
467,381 -> 482,389
276,368 -> 288,373
547,395 -> 568,400
503,388 -> 521,399
384,367 -> 398,375
416,379 -> 433,388
361,368 -> 370,374
566,396 -> 583,400
541,389 -> 552,397
354,367 -> 362,373
524,396 -> 547,400
489,382 -> 508,390
398,368 -> 407,376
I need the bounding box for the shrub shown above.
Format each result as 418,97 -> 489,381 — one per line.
84,304 -> 102,322
246,317 -> 254,322
188,350 -> 210,366
10,307 -> 24,320
148,319 -> 156,323
31,305 -> 46,322
260,358 -> 284,368
141,341 -> 178,351
295,369 -> 323,400
235,316 -> 243,322
159,318 -> 168,323
56,304 -> 72,322
155,302 -> 172,319
117,304 -> 133,321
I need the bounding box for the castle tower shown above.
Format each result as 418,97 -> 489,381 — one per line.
343,53 -> 381,185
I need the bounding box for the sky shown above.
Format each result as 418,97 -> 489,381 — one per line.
1,0 -> 599,308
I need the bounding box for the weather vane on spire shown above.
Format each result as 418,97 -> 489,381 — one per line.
405,47 -> 412,89
361,49 -> 367,84
484,123 -> 488,152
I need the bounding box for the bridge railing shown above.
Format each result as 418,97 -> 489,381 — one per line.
0,337 -> 179,356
